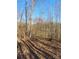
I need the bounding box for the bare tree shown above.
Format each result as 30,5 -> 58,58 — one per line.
27,0 -> 36,37
25,0 -> 34,35
25,0 -> 27,24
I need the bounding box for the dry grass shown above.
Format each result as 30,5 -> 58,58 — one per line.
17,21 -> 61,59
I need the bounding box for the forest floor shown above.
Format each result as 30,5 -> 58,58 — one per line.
17,22 -> 61,59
